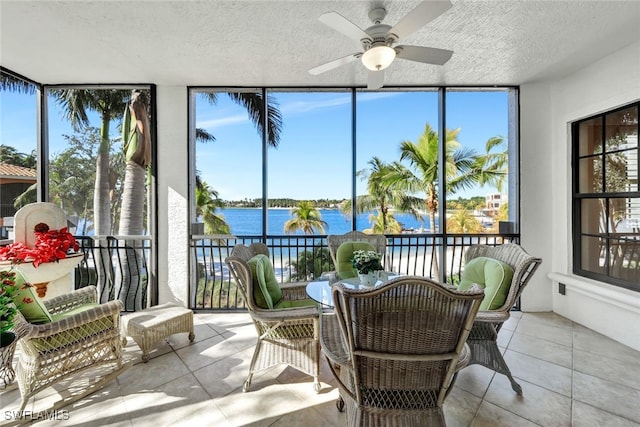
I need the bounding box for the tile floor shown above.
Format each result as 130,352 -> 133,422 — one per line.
1,311 -> 639,426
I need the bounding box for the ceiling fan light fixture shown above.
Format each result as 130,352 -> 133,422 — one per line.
361,45 -> 396,71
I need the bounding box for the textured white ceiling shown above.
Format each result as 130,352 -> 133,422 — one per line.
1,0 -> 639,87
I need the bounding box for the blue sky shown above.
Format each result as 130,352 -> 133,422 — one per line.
1,88 -> 510,201
195,89 -> 510,200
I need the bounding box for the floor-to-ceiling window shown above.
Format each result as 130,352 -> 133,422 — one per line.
190,86 -> 518,307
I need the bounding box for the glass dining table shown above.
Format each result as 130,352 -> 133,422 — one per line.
306,272 -> 401,308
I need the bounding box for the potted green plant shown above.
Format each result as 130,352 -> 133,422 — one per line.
0,269 -> 19,347
351,250 -> 383,286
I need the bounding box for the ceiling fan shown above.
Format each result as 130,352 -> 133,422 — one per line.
309,1 -> 454,90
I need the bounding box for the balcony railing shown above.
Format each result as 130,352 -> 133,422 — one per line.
1,235 -> 153,313
189,233 -> 520,311
3,233 -> 520,312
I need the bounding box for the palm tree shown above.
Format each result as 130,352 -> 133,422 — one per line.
53,89 -> 130,236
0,73 -> 35,94
119,90 -> 152,235
364,211 -> 403,234
200,92 -> 282,148
385,123 -> 507,278
284,201 -> 328,235
195,180 -> 230,235
385,123 -> 471,234
446,209 -> 483,233
342,157 -> 422,233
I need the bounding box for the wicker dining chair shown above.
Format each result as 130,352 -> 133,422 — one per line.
224,243 -> 321,392
13,285 -> 125,412
325,231 -> 387,279
460,243 -> 542,395
321,276 -> 484,426
327,231 -> 387,266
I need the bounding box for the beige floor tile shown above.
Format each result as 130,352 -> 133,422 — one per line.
7,311 -> 640,426
175,333 -> 242,372
191,347 -> 253,398
573,371 -> 640,424
573,324 -> 640,366
471,400 -> 541,427
443,386 -> 483,427
520,312 -> 573,330
120,375 -> 212,426
484,374 -> 572,426
166,321 -> 218,349
508,330 -> 573,368
503,349 -> 573,396
117,352 -> 190,395
574,347 -> 640,391
212,382 -> 307,426
454,364 -> 495,398
500,311 -> 522,331
514,320 -> 573,347
496,326 -> 515,348
572,400 -> 640,427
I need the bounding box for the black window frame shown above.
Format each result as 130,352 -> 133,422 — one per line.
572,101 -> 640,291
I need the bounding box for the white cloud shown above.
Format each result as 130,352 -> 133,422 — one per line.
197,113 -> 249,130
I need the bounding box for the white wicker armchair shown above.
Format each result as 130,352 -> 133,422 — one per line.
321,276 -> 484,426
13,285 -> 124,411
225,243 -> 321,392
461,243 -> 542,395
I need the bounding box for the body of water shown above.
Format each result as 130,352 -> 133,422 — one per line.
218,208 -> 432,236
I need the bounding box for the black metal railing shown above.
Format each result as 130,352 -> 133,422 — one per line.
189,233 -> 520,311
74,235 -> 152,312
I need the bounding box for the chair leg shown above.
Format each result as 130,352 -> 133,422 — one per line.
244,341 -> 262,392
468,338 -> 523,395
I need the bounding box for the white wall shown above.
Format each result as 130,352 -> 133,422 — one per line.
156,86 -> 190,306
521,41 -> 640,350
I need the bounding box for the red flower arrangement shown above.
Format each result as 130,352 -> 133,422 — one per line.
0,223 -> 80,268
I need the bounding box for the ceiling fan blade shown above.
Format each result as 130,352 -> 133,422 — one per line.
319,11 -> 370,42
309,53 -> 361,75
367,70 -> 384,90
390,1 -> 452,41
395,45 -> 453,65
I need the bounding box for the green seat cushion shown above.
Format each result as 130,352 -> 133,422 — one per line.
274,299 -> 319,309
248,254 -> 282,309
51,303 -> 100,321
34,303 -> 112,352
459,257 -> 515,310
5,269 -> 52,324
336,241 -> 377,279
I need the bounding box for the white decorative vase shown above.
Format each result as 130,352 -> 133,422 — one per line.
1,253 -> 84,299
358,272 -> 378,287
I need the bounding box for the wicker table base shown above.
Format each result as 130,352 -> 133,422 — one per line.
121,303 -> 195,362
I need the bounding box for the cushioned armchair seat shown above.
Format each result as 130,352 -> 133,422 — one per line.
326,231 -> 387,280
225,243 -> 321,392
12,282 -> 124,411
458,244 -> 542,395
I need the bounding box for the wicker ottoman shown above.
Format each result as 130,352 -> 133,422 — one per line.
122,303 -> 195,362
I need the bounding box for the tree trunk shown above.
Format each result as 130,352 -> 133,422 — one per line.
118,161 -> 146,311
94,117 -> 113,303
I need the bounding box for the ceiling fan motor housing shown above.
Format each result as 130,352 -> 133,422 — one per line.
361,24 -> 396,51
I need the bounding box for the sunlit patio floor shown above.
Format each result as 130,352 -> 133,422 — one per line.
2,310 -> 640,426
